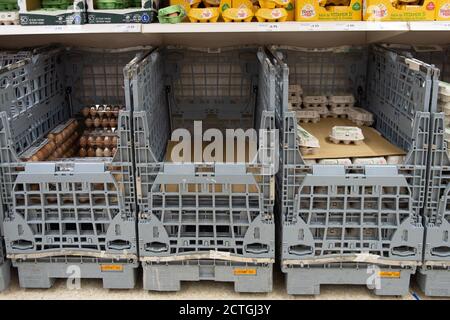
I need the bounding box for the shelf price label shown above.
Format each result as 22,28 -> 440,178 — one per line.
303,23 -> 321,31
257,23 -> 281,32
113,24 -> 141,33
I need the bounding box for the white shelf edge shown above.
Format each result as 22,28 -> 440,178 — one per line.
0,24 -> 142,35
0,21 -> 449,36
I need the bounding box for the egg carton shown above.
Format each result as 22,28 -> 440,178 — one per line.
438,81 -> 450,102
445,128 -> 450,141
259,0 -> 290,8
438,100 -> 450,115
203,0 -> 220,6
0,11 -> 18,25
386,155 -> 405,165
329,105 -> 349,118
288,93 -> 302,104
295,110 -> 320,123
347,106 -> 374,126
328,94 -> 355,107
303,95 -> 328,108
188,8 -> 220,23
304,105 -> 329,118
289,84 -> 303,95
329,126 -> 364,145
318,158 -> 352,165
297,125 -> 320,149
222,8 -> 254,22
352,157 -> 387,165
255,8 -> 287,22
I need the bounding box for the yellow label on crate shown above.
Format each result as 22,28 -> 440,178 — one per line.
379,271 -> 401,278
234,268 -> 257,275
100,264 -> 124,272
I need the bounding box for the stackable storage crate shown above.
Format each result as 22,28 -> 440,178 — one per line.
0,46 -> 149,289
0,52 -> 32,291
127,46 -> 277,292
396,45 -> 450,297
270,44 -> 435,295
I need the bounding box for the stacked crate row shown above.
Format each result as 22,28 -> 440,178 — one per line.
270,45 -> 432,295
0,46 -> 147,288
0,44 -> 449,296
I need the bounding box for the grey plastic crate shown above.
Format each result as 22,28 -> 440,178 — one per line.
271,45 -> 433,295
127,46 -> 276,292
0,46 -> 150,289
394,45 -> 450,296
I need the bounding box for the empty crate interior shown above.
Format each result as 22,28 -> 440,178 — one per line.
134,46 -> 274,165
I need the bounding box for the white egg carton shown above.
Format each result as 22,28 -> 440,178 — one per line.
295,110 -> 320,123
438,81 -> 450,102
304,105 -> 329,118
329,126 -> 365,145
328,94 -> 355,107
353,157 -> 387,165
289,84 -> 303,95
386,155 -> 405,165
329,105 -> 349,118
303,95 -> 328,108
0,12 -> 19,25
297,126 -> 320,155
318,158 -> 352,165
445,128 -> 450,141
438,100 -> 450,115
347,107 -> 374,126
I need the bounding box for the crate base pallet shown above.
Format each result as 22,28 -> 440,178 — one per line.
283,264 -> 415,296
417,267 -> 450,297
142,261 -> 273,293
12,259 -> 138,289
0,260 -> 11,291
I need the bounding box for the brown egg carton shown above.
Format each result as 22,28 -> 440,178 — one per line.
81,105 -> 125,118
79,146 -> 116,158
25,118 -> 81,162
84,116 -> 119,129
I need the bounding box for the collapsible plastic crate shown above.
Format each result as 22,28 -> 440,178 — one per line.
0,46 -> 150,289
0,54 -> 32,291
270,44 -> 434,296
394,45 -> 450,297
127,46 -> 277,292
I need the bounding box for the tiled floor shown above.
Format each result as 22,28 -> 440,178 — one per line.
0,268 -> 443,300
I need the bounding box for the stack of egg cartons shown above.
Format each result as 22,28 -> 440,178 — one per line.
439,82 -> 450,158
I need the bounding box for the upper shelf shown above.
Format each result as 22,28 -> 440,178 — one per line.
0,21 -> 449,48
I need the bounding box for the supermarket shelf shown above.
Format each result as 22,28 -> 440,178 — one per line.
0,21 -> 448,48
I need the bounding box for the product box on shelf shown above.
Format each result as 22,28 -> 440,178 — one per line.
86,0 -> 158,23
18,0 -> 86,25
363,0 -> 436,21
0,0 -> 19,25
435,0 -> 449,20
295,0 -> 361,21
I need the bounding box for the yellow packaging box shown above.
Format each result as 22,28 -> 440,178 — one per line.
363,0 -> 436,20
170,0 -> 199,13
295,0 -> 362,21
221,0 -> 294,19
435,0 -> 450,19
